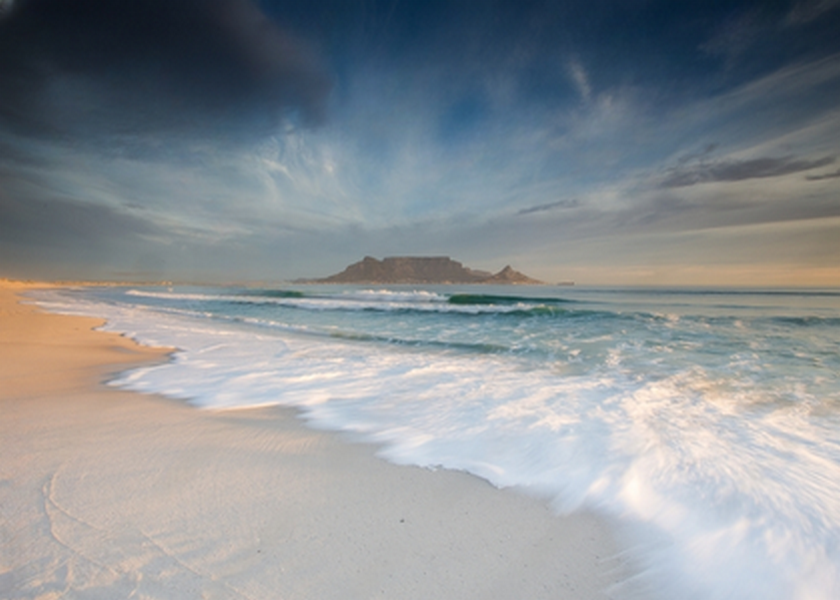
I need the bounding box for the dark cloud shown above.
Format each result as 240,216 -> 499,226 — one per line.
805,168 -> 840,180
661,155 -> 835,187
0,0 -> 332,141
516,199 -> 579,216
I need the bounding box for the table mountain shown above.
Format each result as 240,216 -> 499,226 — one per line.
307,256 -> 543,285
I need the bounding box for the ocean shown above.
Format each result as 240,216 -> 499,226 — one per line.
32,284 -> 840,600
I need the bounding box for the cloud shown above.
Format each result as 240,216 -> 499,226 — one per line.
0,190 -> 155,244
806,168 -> 840,180
785,0 -> 840,26
676,143 -> 719,165
660,155 -> 835,188
699,8 -> 766,61
0,0 -> 332,141
566,59 -> 591,102
2,1 -> 839,285
516,199 -> 579,216
0,180 -> 165,280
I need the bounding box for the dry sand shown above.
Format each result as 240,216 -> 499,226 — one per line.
0,280 -> 643,599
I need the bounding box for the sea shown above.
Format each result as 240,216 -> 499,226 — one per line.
31,284 -> 840,600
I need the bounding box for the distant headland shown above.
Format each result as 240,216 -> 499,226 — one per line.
300,256 -> 545,285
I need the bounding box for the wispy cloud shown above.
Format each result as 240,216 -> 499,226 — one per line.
717,53 -> 840,113
699,8 -> 765,61
785,0 -> 840,26
516,199 -> 579,216
660,156 -> 835,187
567,58 -> 591,102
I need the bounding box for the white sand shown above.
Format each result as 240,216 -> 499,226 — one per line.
0,281 -> 644,599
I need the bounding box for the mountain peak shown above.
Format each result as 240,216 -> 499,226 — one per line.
482,265 -> 543,285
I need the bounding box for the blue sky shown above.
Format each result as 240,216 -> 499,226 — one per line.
1,0 -> 839,284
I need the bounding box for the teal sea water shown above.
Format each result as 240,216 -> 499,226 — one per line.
33,285 -> 840,599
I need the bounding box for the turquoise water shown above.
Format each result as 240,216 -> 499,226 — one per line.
34,285 -> 840,600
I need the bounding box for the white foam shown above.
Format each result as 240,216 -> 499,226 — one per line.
126,287 -> 531,314
338,288 -> 449,303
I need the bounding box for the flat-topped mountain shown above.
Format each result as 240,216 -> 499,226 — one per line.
306,256 -> 543,285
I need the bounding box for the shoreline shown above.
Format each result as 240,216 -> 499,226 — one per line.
1,280 -> 645,599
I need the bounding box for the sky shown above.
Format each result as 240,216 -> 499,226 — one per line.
1,0 -> 839,286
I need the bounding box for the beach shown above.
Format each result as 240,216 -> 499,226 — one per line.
0,280 -> 640,599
